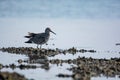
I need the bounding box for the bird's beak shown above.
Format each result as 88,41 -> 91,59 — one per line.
50,30 -> 56,35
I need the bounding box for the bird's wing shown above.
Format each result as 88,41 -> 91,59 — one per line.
30,33 -> 46,43
28,32 -> 37,36
36,33 -> 46,39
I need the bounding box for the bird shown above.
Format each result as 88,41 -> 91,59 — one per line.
24,27 -> 56,49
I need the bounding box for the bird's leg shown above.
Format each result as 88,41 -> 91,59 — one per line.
37,44 -> 39,49
40,45 -> 42,49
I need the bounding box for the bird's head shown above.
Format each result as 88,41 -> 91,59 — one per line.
45,27 -> 56,35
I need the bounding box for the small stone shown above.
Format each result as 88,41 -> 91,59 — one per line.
18,59 -> 23,64
0,64 -> 3,69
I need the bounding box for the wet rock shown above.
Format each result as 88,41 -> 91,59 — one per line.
0,72 -> 27,80
67,59 -> 73,64
88,50 -> 96,53
0,47 -> 97,57
18,59 -> 23,64
56,57 -> 120,79
79,49 -> 87,53
0,74 -> 5,80
9,64 -> 16,70
0,47 -> 119,79
119,75 -> 120,78
0,64 -> 3,69
68,47 -> 78,54
41,62 -> 50,70
19,64 -> 37,70
57,73 -> 71,77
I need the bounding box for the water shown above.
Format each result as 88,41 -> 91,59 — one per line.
0,0 -> 120,80
0,0 -> 120,18
0,19 -> 120,50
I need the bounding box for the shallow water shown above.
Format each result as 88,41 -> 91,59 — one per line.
0,18 -> 120,80
0,50 -> 119,80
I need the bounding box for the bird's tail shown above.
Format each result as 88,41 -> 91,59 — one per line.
25,40 -> 32,43
24,36 -> 31,38
24,32 -> 37,38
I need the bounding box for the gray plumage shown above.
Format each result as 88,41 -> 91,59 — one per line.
25,27 -> 56,48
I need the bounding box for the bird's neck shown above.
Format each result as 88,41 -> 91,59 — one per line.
45,31 -> 50,34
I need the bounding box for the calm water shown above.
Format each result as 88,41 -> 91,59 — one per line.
0,0 -> 120,80
0,0 -> 120,18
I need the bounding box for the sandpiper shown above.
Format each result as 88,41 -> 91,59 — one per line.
25,27 -> 56,48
